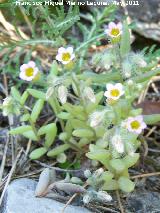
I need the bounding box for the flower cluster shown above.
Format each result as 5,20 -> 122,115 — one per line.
6,19 -> 159,198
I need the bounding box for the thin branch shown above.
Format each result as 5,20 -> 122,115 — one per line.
131,172 -> 160,179
116,190 -> 125,213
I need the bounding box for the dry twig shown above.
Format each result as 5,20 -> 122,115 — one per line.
116,190 -> 125,213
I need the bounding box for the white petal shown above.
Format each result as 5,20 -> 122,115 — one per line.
117,22 -> 122,30
127,125 -> 134,133
66,46 -> 73,54
19,71 -> 26,80
111,95 -> 120,100
141,122 -> 147,129
28,61 -> 36,68
104,91 -> 110,98
70,53 -> 75,60
134,128 -> 142,134
58,47 -> 66,54
136,115 -> 143,122
61,60 -> 70,65
104,29 -> 110,35
19,71 -> 33,81
106,83 -> 114,91
108,22 -> 116,30
20,64 -> 28,72
115,83 -> 123,91
33,67 -> 39,76
56,53 -> 62,62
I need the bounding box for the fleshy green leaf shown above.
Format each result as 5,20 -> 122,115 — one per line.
72,128 -> 94,138
102,180 -> 118,190
23,130 -> 38,141
118,176 -> 135,192
20,91 -> 29,105
59,132 -> 68,141
30,147 -> 47,160
38,123 -> 57,136
27,89 -> 46,100
20,114 -> 30,122
50,61 -> 58,76
56,153 -> 67,163
123,153 -> 139,168
110,159 -> 126,173
86,145 -> 110,168
11,87 -> 21,102
70,119 -> 89,129
47,144 -> 70,157
10,125 -> 32,135
31,99 -> 44,122
143,114 -> 160,125
57,112 -> 71,120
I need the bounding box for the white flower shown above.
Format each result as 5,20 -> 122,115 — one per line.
111,134 -> 124,154
105,22 -> 122,38
56,47 -> 75,65
19,61 -> 39,81
84,87 -> 96,103
58,85 -> 68,104
90,111 -> 105,128
104,83 -> 124,100
125,115 -> 147,134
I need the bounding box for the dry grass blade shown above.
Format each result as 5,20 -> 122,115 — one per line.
0,148 -> 23,206
0,133 -> 9,183
61,193 -> 78,213
0,11 -> 29,40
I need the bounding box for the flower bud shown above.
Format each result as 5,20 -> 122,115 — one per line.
90,111 -> 105,128
58,85 -> 68,104
101,51 -> 113,70
131,52 -> 147,67
46,87 -> 54,100
2,96 -> 19,116
127,80 -> 134,86
125,71 -> 131,78
97,191 -> 112,202
122,60 -> 132,78
84,87 -> 96,103
111,134 -> 124,154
